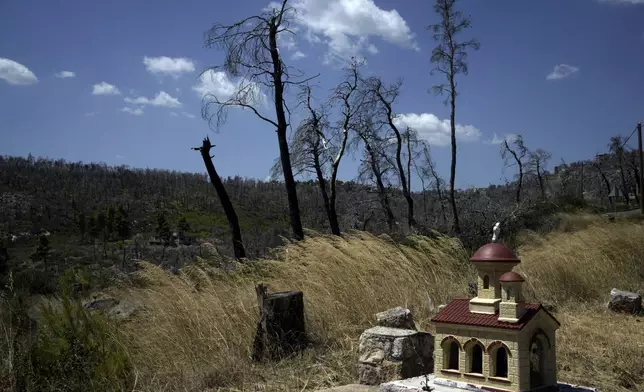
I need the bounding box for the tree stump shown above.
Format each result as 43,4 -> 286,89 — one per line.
252,283 -> 308,362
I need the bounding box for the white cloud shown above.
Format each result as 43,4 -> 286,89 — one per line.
121,107 -> 144,116
193,69 -> 265,106
55,70 -> 76,78
84,111 -> 99,117
115,154 -> 125,159
486,133 -> 518,145
0,58 -> 38,85
170,111 -> 196,119
92,82 -> 121,95
124,91 -> 182,108
273,0 -> 418,64
291,51 -> 306,60
599,0 -> 644,4
143,56 -> 195,78
546,64 -> 580,80
393,113 -> 481,146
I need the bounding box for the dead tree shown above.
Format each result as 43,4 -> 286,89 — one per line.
252,283 -> 307,361
609,136 -> 630,205
362,76 -> 416,229
201,0 -> 317,241
356,118 -> 397,232
526,148 -> 551,200
272,86 -> 339,234
416,141 -> 447,227
429,0 -> 480,234
192,137 -> 246,260
324,58 -> 366,235
501,135 -> 528,203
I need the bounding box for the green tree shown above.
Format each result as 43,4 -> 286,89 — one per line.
156,212 -> 172,260
177,216 -> 191,242
106,205 -> 116,241
75,211 -> 86,242
0,237 -> 9,283
87,215 -> 99,261
31,234 -> 51,270
96,211 -> 107,258
115,206 -> 131,270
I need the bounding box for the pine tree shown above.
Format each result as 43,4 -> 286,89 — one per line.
75,212 -> 86,242
87,215 -> 99,261
0,237 -> 9,282
177,216 -> 191,243
96,211 -> 107,258
31,234 -> 51,270
156,212 -> 172,260
115,206 -> 131,270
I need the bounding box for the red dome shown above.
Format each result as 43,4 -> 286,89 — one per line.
499,271 -> 525,282
470,243 -> 520,263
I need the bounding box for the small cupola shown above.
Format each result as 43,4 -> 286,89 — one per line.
498,271 -> 526,323
468,242 -> 521,315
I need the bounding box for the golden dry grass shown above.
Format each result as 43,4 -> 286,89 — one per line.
110,215 -> 644,392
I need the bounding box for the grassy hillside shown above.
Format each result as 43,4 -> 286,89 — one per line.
7,213 -> 642,392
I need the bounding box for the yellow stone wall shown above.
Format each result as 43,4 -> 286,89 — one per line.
517,310 -> 558,391
434,325 -> 521,392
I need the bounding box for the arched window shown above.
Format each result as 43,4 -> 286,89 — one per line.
495,347 -> 508,378
448,341 -> 460,370
482,275 -> 489,289
530,334 -> 546,388
470,344 -> 483,374
505,287 -> 512,300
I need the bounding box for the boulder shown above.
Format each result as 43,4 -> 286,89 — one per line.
608,288 -> 642,314
376,307 -> 416,330
83,295 -> 119,310
358,326 -> 433,385
107,302 -> 143,321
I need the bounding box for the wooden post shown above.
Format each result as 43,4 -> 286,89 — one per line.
252,283 -> 307,362
638,122 -> 643,215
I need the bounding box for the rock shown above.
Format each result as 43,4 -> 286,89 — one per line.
608,288 -> 642,314
358,326 -> 433,385
83,295 -> 119,310
107,303 -> 143,321
376,307 -> 416,330
315,385 -> 378,392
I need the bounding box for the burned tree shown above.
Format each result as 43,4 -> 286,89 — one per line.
526,148 -> 551,200
271,59 -> 365,236
415,142 -> 448,227
193,137 -> 246,260
362,76 -> 416,229
501,135 -> 528,203
271,86 -> 337,234
429,0 -> 480,234
324,58 -> 366,235
609,136 -> 630,205
201,0 -> 315,241
355,117 -> 397,232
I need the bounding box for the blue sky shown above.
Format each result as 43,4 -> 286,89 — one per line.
1,0 -> 643,190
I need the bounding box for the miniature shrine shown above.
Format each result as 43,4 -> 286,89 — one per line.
429,229 -> 560,392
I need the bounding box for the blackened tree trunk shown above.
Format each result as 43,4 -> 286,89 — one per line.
363,139 -> 396,232
193,137 -> 246,260
268,19 -> 305,241
252,283 -> 307,362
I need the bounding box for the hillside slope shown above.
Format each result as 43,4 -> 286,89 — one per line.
74,216 -> 644,392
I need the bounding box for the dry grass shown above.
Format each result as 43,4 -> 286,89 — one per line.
101,215 -> 644,392
116,231 -> 472,391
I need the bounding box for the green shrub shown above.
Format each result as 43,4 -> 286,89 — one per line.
26,294 -> 132,392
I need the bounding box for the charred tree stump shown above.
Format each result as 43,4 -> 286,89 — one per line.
252,283 -> 307,362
